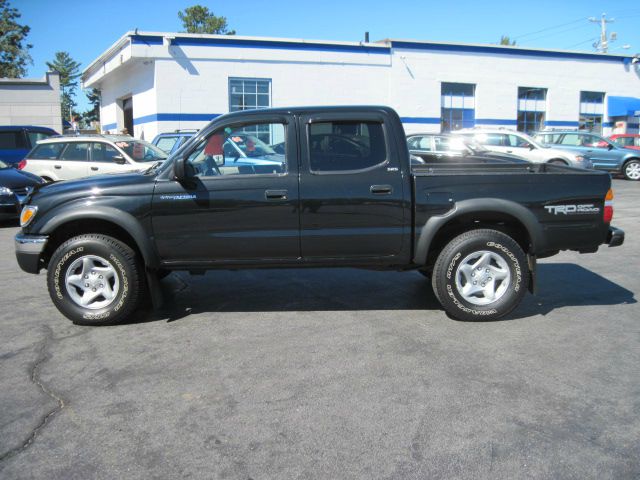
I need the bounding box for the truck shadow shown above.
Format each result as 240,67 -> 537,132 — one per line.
136,263 -> 636,324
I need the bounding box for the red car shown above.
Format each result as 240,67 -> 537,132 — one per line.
608,134 -> 640,150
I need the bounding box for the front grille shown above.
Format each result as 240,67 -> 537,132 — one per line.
12,186 -> 31,196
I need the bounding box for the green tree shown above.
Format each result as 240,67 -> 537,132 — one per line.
46,51 -> 81,120
499,35 -> 516,46
178,5 -> 235,35
0,0 -> 32,78
83,88 -> 100,124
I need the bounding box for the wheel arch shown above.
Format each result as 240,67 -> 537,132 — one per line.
415,199 -> 543,268
39,207 -> 158,270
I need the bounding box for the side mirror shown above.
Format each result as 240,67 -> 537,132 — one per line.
174,154 -> 186,180
529,144 -> 536,150
113,155 -> 126,165
607,143 -> 614,150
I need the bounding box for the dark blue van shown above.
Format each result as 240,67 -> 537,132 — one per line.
0,126 -> 59,166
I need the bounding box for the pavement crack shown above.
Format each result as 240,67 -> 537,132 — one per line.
0,326 -> 66,464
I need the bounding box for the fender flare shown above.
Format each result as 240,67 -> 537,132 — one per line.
38,205 -> 159,269
414,198 -> 545,265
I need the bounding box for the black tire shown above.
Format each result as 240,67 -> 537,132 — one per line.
47,234 -> 143,326
622,159 -> 640,181
431,229 -> 528,321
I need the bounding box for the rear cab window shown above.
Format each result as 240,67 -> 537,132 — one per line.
308,120 -> 387,173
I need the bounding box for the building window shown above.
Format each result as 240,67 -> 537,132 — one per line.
441,83 -> 475,133
229,78 -> 271,112
229,78 -> 272,143
579,91 -> 604,133
517,87 -> 547,133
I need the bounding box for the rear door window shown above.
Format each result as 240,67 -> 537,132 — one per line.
308,121 -> 387,172
29,143 -> 65,159
60,143 -> 90,161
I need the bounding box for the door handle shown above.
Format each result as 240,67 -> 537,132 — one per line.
370,184 -> 393,195
54,165 -> 62,169
506,150 -> 513,153
91,166 -> 99,171
265,189 -> 288,200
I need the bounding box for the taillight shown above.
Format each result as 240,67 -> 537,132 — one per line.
604,188 -> 613,223
17,159 -> 26,170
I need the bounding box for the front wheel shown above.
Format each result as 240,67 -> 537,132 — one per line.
431,229 -> 528,321
623,159 -> 640,181
47,234 -> 143,325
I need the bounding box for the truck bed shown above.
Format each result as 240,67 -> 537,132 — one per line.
411,161 -> 612,259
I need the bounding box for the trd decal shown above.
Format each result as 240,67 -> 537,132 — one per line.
544,204 -> 600,215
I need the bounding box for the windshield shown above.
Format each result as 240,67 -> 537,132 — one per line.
113,140 -> 168,163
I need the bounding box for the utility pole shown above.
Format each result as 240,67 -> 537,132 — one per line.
589,13 -> 616,53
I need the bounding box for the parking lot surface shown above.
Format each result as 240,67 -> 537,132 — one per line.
0,179 -> 638,479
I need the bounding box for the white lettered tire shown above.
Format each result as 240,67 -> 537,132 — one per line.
47,234 -> 143,325
431,229 -> 528,321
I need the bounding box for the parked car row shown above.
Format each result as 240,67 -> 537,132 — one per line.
2,122 -> 639,223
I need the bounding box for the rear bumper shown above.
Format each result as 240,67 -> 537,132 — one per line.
606,226 -> 625,248
15,233 -> 48,273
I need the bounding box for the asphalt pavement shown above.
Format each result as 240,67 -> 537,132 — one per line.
0,179 -> 638,479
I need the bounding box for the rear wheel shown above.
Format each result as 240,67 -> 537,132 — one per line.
431,229 -> 528,321
623,159 -> 640,181
47,234 -> 143,325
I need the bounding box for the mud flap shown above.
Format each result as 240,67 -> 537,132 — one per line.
527,254 -> 537,295
145,269 -> 165,309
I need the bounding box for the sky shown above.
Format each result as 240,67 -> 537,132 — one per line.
16,0 -> 640,112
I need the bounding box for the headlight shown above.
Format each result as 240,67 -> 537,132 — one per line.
0,186 -> 13,196
20,205 -> 37,227
574,155 -> 585,162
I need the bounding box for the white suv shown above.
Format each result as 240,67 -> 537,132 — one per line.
22,135 -> 168,182
452,129 -> 593,169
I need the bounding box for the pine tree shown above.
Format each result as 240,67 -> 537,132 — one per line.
46,51 -> 81,120
178,5 -> 235,35
0,0 -> 32,78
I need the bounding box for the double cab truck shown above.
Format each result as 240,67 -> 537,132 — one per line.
14,106 -> 624,325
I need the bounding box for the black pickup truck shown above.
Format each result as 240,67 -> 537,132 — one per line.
15,106 -> 624,325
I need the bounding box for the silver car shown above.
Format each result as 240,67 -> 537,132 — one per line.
453,129 -> 593,169
22,135 -> 168,182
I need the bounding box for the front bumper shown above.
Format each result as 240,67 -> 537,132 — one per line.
606,226 -> 625,248
15,233 -> 49,273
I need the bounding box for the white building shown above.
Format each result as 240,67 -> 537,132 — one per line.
0,72 -> 62,132
82,31 -> 640,141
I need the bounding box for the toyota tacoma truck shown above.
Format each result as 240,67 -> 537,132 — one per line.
14,106 -> 624,325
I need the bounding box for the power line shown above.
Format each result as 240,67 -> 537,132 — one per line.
563,37 -> 598,50
513,17 -> 586,40
519,23 -> 592,45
